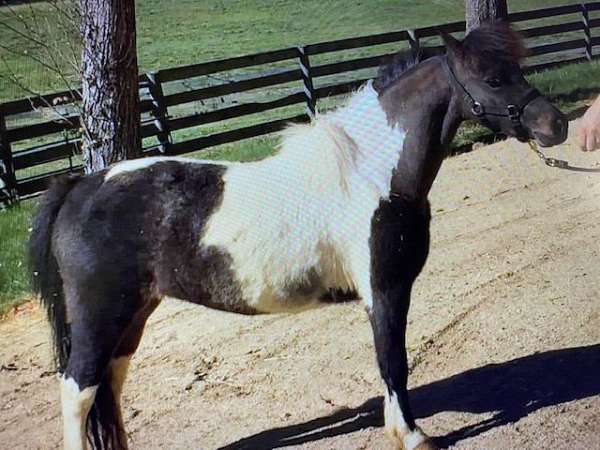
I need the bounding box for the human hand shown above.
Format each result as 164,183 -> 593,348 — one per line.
576,95 -> 600,151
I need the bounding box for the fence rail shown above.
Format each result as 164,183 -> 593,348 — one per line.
2,2 -> 600,203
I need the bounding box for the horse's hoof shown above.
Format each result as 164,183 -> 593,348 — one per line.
412,437 -> 439,450
390,431 -> 438,450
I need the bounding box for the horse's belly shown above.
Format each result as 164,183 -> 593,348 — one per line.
251,289 -> 327,314
157,261 -> 328,315
252,289 -> 360,313
163,282 -> 328,315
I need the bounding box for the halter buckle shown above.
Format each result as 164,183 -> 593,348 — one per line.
507,104 -> 519,118
471,102 -> 484,117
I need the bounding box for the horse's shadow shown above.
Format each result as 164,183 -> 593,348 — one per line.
218,343 -> 600,449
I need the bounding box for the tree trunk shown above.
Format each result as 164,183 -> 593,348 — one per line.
79,0 -> 141,173
466,0 -> 508,33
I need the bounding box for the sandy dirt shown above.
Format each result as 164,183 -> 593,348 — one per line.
1,129 -> 600,450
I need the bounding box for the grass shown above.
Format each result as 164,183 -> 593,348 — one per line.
199,136 -> 278,162
0,199 -> 36,313
2,1 -> 600,313
530,59 -> 600,105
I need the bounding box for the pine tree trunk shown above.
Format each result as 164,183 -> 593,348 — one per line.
466,0 -> 508,33
79,0 -> 141,173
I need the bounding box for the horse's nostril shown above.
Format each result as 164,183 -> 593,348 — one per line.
554,117 -> 566,135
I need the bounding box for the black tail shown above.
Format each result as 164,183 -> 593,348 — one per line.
29,174 -> 81,373
88,375 -> 127,450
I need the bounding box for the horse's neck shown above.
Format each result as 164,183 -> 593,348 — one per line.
328,83 -> 407,198
380,57 -> 461,202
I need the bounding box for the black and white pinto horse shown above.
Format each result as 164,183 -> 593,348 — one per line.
30,24 -> 567,450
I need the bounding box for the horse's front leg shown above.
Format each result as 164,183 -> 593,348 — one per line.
369,284 -> 436,450
368,200 -> 437,450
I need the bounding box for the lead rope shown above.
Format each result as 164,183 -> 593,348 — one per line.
527,140 -> 600,172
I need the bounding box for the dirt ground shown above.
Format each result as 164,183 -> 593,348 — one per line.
1,129 -> 600,450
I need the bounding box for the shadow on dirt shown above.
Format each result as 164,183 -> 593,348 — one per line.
219,343 -> 600,449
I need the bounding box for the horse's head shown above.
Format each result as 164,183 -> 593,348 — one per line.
442,23 -> 568,147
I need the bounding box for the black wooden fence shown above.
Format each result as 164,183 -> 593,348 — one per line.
2,2 -> 600,204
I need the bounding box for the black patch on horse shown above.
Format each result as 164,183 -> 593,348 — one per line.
54,161 -> 252,322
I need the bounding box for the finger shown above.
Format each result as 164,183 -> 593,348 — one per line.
592,131 -> 600,152
586,132 -> 597,152
576,126 -> 587,151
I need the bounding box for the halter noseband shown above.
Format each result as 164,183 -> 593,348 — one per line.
444,59 -> 541,140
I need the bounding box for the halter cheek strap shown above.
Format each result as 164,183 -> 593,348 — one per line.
444,59 -> 541,139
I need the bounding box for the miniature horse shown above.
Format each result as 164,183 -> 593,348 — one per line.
30,24 -> 567,450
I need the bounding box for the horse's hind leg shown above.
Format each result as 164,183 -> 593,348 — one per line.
60,316 -> 119,450
60,285 -> 156,450
107,296 -> 162,443
60,373 -> 98,450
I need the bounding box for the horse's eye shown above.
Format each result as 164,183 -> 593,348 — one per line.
486,77 -> 502,88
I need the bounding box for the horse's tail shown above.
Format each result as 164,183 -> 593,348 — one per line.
29,174 -> 81,373
87,378 -> 127,450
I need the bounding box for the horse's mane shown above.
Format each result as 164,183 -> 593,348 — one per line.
374,22 -> 527,91
373,47 -> 442,92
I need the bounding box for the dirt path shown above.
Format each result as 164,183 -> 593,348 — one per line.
1,130 -> 600,450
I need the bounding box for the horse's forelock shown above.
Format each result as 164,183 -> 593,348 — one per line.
461,22 -> 528,68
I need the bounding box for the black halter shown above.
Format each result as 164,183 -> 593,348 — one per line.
444,59 -> 541,140
444,59 -> 600,173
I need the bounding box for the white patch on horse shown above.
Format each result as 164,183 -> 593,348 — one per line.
329,81 -> 406,200
385,390 -> 427,450
202,82 -> 405,312
60,375 -> 98,450
385,390 -> 409,436
104,156 -> 231,180
404,430 -> 429,450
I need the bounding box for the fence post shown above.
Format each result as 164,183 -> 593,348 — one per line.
0,110 -> 17,207
297,46 -> 316,119
147,71 -> 172,153
582,3 -> 593,61
408,29 -> 420,57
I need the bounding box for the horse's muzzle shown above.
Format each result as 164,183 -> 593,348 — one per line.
523,100 -> 568,147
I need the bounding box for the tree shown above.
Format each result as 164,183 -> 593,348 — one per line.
79,0 -> 141,173
465,0 -> 508,33
0,1 -> 141,175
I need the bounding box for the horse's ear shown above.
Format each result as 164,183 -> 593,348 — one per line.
439,30 -> 463,61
